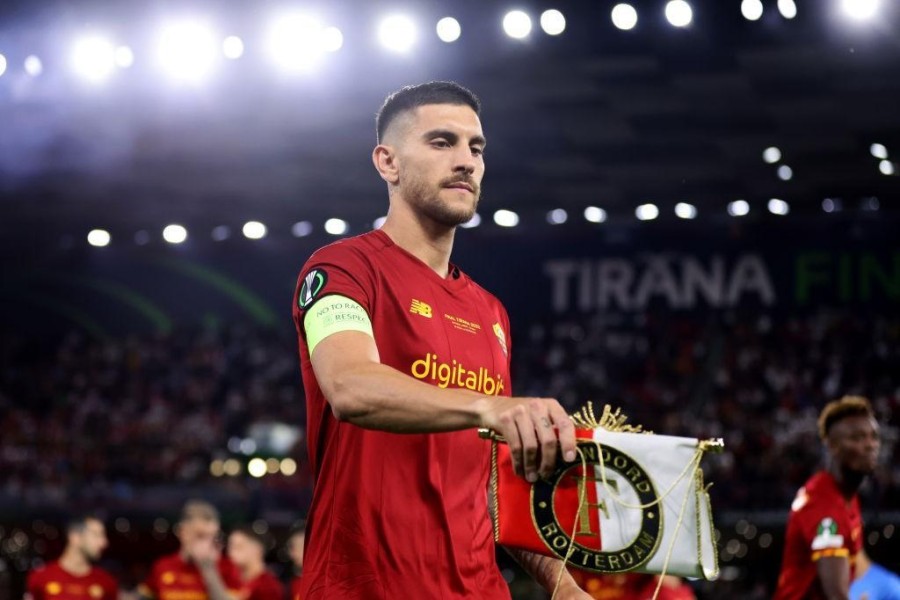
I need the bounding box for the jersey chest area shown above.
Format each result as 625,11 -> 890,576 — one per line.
369,273 -> 510,396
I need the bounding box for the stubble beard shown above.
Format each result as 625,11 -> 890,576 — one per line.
405,173 -> 481,228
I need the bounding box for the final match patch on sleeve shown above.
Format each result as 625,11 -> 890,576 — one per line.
303,294 -> 374,355
297,268 -> 329,310
810,517 -> 845,551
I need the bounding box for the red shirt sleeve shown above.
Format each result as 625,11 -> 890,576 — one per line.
251,574 -> 284,600
293,243 -> 377,332
218,559 -> 244,595
796,497 -> 853,561
139,560 -> 161,599
99,570 -> 119,600
26,568 -> 44,600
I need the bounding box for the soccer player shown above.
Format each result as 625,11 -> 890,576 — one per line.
226,527 -> 284,600
26,515 -> 117,600
773,396 -> 881,600
850,550 -> 900,600
138,500 -> 243,600
292,81 -> 585,599
284,525 -> 304,600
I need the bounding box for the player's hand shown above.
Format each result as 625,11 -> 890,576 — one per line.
478,396 -> 577,482
185,538 -> 220,569
551,580 -> 594,600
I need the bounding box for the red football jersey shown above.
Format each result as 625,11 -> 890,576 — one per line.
140,553 -> 244,600
773,471 -> 863,600
292,230 -> 512,599
27,561 -> 117,600
289,576 -> 301,600
243,570 -> 284,600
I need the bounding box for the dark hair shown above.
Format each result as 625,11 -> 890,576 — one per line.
66,514 -> 102,534
179,499 -> 219,524
818,395 -> 875,439
376,81 -> 481,143
230,525 -> 266,547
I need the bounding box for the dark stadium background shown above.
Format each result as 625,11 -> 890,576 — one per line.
1,0 -> 898,598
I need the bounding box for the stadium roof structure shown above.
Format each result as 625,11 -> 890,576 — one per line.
1,0 -> 899,249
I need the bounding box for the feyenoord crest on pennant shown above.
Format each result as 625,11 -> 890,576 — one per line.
482,404 -> 722,586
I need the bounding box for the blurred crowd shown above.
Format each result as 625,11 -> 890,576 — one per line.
2,310 -> 898,513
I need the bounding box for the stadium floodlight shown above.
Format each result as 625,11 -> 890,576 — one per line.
324,218 -> 349,235
777,0 -> 797,19
322,27 -> 344,52
503,11 -> 532,39
822,198 -> 842,213
762,146 -> 782,164
223,36 -> 244,59
675,202 -> 697,219
494,209 -> 520,227
584,206 -> 607,223
870,143 -> 888,159
546,208 -> 568,224
842,0 -> 880,21
24,55 -> 43,76
0,53 -> 7,77
248,458 -> 267,478
768,199 -> 789,215
378,15 -> 417,53
611,4 -> 638,30
741,0 -> 763,21
72,36 -> 116,83
115,46 -> 134,68
460,213 -> 481,228
540,9 -> 566,35
635,203 -> 659,221
162,224 -> 188,244
87,229 -> 111,247
211,225 -> 231,241
268,13 -> 327,72
777,165 -> 793,181
242,221 -> 267,239
291,221 -> 313,237
157,20 -> 218,83
727,200 -> 750,217
373,216 -> 387,229
436,17 -> 462,43
665,0 -> 693,27
879,160 -> 895,175
280,458 -> 297,476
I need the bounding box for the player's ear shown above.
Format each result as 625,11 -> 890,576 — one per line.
372,144 -> 400,185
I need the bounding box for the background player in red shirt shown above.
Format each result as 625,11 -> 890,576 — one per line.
284,524 -> 303,600
26,515 -> 117,600
139,500 -> 243,600
774,396 -> 881,600
226,527 -> 284,600
292,81 -> 587,598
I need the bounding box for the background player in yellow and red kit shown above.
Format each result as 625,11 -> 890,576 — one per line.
138,501 -> 243,600
284,525 -> 303,600
773,396 -> 881,600
226,527 -> 284,600
292,81 -> 586,599
26,515 -> 117,600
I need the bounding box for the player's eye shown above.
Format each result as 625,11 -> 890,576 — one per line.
431,139 -> 451,148
471,146 -> 484,156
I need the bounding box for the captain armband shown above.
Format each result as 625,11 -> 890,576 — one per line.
303,294 -> 374,355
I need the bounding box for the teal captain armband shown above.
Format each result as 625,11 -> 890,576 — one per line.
303,294 -> 374,355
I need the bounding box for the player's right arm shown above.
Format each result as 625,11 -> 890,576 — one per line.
308,322 -> 576,482
817,556 -> 851,600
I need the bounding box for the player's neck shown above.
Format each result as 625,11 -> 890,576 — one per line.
240,561 -> 265,582
59,548 -> 91,577
828,463 -> 864,500
381,207 -> 455,278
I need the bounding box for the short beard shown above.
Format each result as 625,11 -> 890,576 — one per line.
404,174 -> 480,228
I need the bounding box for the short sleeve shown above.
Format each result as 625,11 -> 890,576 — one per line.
138,562 -> 160,599
797,501 -> 852,561
25,569 -> 43,600
292,243 -> 377,339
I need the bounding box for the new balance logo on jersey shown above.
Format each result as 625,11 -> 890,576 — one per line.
410,299 -> 433,318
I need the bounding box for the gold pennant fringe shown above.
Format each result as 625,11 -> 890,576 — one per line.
570,402 -> 648,434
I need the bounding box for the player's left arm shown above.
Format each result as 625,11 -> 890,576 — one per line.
503,548 -> 592,599
817,556 -> 851,600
